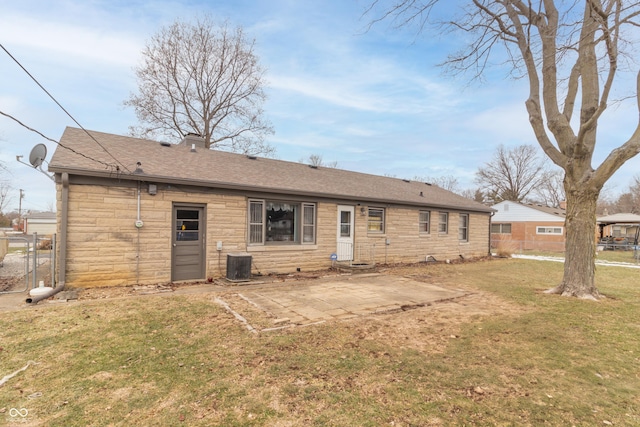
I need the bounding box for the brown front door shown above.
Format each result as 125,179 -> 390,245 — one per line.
171,205 -> 205,281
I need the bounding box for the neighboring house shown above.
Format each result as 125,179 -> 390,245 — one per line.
23,212 -> 56,236
490,201 -> 566,252
596,213 -> 640,245
48,127 -> 494,288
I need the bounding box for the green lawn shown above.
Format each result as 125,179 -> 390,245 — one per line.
1,259 -> 639,426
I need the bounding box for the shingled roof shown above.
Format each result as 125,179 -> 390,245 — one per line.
49,127 -> 492,213
523,203 -> 566,218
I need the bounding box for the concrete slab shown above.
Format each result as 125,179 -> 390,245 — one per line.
0,274 -> 466,324
239,274 -> 466,325
0,291 -> 30,312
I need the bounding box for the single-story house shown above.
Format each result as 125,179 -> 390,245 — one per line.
23,212 -> 57,236
48,127 -> 494,288
596,213 -> 640,245
490,201 -> 566,252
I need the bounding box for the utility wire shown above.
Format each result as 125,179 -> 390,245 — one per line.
0,110 -> 119,172
0,42 -> 131,173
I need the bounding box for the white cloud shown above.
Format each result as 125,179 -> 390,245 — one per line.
0,15 -> 144,69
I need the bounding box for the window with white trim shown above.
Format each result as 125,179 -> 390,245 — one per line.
536,226 -> 563,235
458,213 -> 469,242
367,208 -> 385,233
438,212 -> 448,234
491,223 -> 512,234
419,210 -> 430,234
248,199 -> 316,244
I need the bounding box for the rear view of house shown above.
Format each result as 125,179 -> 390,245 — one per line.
49,127 -> 493,288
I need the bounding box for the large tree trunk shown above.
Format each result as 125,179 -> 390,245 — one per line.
546,186 -> 600,300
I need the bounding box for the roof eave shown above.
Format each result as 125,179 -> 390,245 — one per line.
50,166 -> 494,214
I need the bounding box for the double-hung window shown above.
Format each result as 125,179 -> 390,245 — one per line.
438,212 -> 448,234
367,208 -> 385,233
248,199 -> 316,245
458,213 -> 469,242
491,223 -> 512,234
419,210 -> 430,234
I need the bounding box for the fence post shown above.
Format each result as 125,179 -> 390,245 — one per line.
32,232 -> 38,289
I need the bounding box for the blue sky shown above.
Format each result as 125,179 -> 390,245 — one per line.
1,0 -> 639,212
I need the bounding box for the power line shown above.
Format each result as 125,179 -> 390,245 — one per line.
0,42 -> 131,173
0,110 -> 120,172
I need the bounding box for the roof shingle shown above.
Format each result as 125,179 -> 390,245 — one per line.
49,127 -> 493,213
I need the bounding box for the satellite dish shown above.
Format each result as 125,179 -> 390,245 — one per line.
29,144 -> 47,168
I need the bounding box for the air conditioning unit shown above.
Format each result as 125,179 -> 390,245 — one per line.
226,253 -> 252,282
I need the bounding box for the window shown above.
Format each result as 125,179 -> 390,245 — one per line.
419,210 -> 430,234
340,210 -> 352,237
491,223 -> 512,234
249,200 -> 264,244
248,199 -> 316,245
368,208 -> 385,233
176,209 -> 200,241
536,226 -> 563,235
438,212 -> 448,234
302,204 -> 316,243
458,213 -> 469,242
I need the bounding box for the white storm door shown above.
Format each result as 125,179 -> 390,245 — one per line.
337,205 -> 354,261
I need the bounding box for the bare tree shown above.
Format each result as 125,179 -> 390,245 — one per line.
0,182 -> 11,215
369,1 -> 640,299
475,144 -> 551,203
125,17 -> 275,156
300,154 -> 338,168
604,175 -> 640,214
532,169 -> 566,208
0,162 -> 11,215
629,175 -> 640,213
460,187 -> 486,203
414,175 -> 460,193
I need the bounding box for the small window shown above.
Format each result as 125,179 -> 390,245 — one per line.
419,210 -> 430,234
458,213 -> 469,242
438,212 -> 448,234
176,209 -> 200,241
368,208 -> 385,233
536,226 -> 563,235
249,200 -> 264,244
302,203 -> 316,243
491,223 -> 512,234
340,210 -> 352,237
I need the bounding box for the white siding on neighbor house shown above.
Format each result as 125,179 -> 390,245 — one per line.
25,218 -> 57,235
491,201 -> 563,223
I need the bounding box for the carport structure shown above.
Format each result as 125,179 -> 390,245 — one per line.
597,213 -> 640,249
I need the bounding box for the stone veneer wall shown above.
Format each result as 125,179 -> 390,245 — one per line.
58,181 -> 490,288
353,206 -> 490,265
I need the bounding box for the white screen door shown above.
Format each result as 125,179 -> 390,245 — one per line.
337,205 -> 354,261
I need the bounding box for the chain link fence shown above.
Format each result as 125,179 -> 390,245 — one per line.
0,233 -> 56,295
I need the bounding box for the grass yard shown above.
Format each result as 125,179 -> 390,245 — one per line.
1,258 -> 639,426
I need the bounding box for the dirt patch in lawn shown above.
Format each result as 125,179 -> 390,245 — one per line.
74,260 -> 524,351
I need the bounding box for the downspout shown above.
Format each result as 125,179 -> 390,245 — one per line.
489,211 -> 495,256
26,172 -> 68,304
